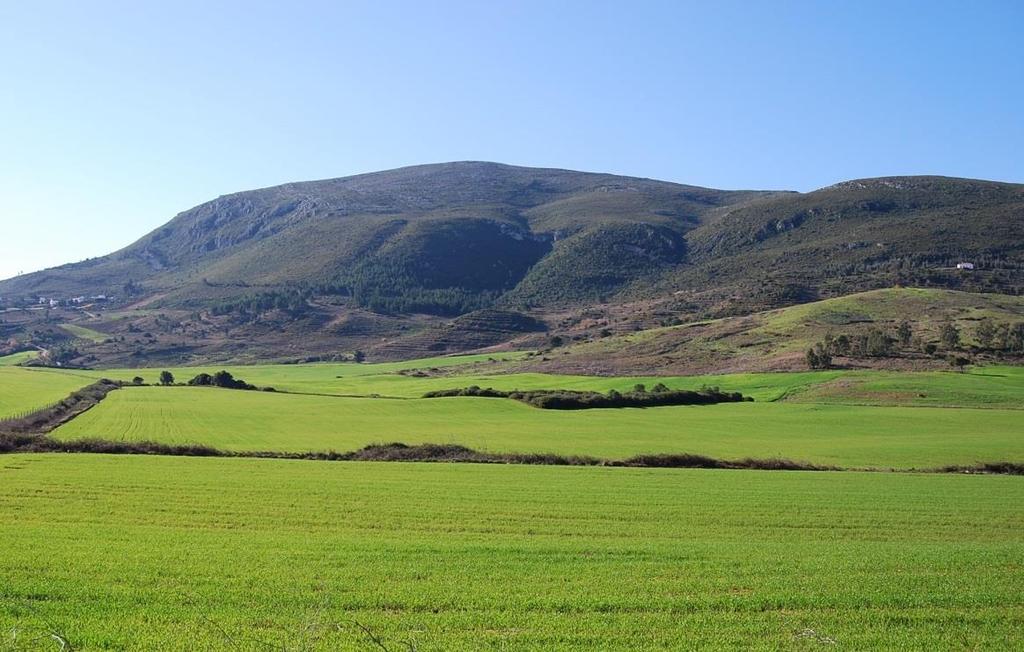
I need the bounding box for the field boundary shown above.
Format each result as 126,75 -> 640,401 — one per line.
1,436 -> 1021,474
0,379 -> 122,433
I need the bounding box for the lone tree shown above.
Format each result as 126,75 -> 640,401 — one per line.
132,376 -> 144,386
159,370 -> 175,386
806,342 -> 832,369
866,329 -> 894,357
948,354 -> 971,373
897,321 -> 913,347
939,322 -> 961,350
832,334 -> 851,356
975,319 -> 997,350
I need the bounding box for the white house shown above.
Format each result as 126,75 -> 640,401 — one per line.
956,262 -> 975,270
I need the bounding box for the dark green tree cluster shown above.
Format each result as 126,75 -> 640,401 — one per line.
210,289 -> 312,318
806,323 -> 913,368
423,385 -> 751,410
46,344 -> 81,366
335,219 -> 550,316
805,342 -> 832,369
973,319 -> 1024,353
187,370 -> 257,390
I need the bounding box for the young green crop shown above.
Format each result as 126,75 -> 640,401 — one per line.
1,455 -> 1021,650
60,323 -> 109,343
0,351 -> 38,366
52,385 -> 1024,467
53,355 -> 1024,407
0,367 -> 96,419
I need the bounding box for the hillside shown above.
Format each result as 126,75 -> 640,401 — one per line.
1,164 -> 1022,366
653,176 -> 1024,314
514,288 -> 1024,375
0,162 -> 770,312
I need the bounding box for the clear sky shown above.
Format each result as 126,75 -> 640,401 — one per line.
1,0 -> 1022,280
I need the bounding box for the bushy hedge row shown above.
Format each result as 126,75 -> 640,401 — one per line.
423,385 -> 752,409
186,370 -> 260,391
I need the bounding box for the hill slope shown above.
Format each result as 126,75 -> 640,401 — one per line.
0,162 -> 771,314
516,288 -> 1024,375
1,164 -> 1022,366
653,176 -> 1024,313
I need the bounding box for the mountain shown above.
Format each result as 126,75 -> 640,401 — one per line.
657,176 -> 1024,313
0,162 -> 772,312
1,163 -> 1022,367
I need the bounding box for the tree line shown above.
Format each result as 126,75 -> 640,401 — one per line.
807,318 -> 1024,370
130,370 -> 272,392
423,384 -> 752,410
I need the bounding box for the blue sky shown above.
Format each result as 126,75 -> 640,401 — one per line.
1,1 -> 1022,279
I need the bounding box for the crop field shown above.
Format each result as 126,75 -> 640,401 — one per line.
1,454 -> 1022,650
3,351 -> 1023,649
0,352 -> 1014,466
0,367 -> 95,419
60,322 -> 109,343
55,357 -> 1024,407
790,365 -> 1024,409
0,351 -> 38,366
52,385 -> 1024,467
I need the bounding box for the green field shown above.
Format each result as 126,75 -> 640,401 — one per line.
791,365 -> 1024,409
1,455 -> 1021,650
0,354 -> 1012,467
3,341 -> 1024,649
52,384 -> 1024,468
60,322 -> 109,343
0,351 -> 38,366
70,365 -> 840,400
0,367 -> 96,419
58,358 -> 1024,407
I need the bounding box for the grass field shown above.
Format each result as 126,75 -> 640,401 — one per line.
67,364 -> 840,400
60,322 -> 109,343
0,367 -> 96,420
52,385 -> 1024,467
0,352 -> 1014,467
1,455 -> 1021,650
57,358 -> 1024,407
791,365 -> 1024,409
0,351 -> 38,366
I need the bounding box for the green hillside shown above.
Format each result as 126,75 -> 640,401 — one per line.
661,176 -> 1024,312
0,162 -> 768,312
526,288 -> 1024,375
